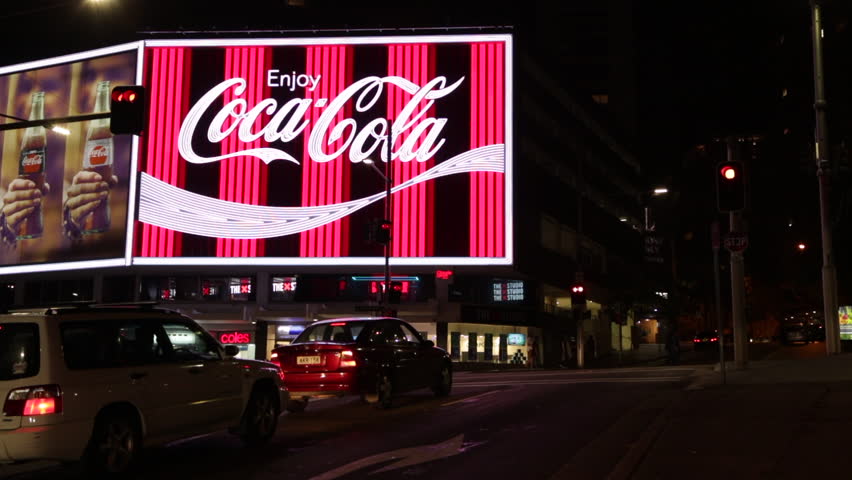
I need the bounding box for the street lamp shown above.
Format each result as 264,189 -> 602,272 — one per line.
644,186 -> 668,231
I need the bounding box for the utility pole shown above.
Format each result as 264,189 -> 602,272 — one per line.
727,137 -> 748,369
811,0 -> 841,355
576,151 -> 585,369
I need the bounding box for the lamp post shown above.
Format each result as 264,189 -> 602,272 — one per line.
810,0 -> 840,355
363,118 -> 393,312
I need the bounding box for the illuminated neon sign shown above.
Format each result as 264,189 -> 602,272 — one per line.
133,35 -> 513,267
217,332 -> 252,344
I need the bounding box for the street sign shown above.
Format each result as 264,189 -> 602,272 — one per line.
643,234 -> 664,263
723,232 -> 748,252
711,221 -> 720,251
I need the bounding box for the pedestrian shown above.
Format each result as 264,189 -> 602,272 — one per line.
666,326 -> 680,365
529,337 -> 539,368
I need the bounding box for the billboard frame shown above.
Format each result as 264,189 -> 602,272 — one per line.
0,42 -> 144,276
133,34 -> 513,268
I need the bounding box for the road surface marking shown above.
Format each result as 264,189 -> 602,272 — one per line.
307,434 -> 472,480
455,377 -> 685,387
441,389 -> 501,407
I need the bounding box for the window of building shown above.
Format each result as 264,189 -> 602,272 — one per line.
271,276 -> 298,302
25,278 -> 93,305
540,215 -> 559,251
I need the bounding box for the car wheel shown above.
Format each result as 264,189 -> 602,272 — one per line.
432,364 -> 452,397
84,412 -> 141,475
376,373 -> 393,409
241,388 -> 279,446
286,397 -> 308,413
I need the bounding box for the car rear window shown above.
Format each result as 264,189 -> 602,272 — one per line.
294,321 -> 368,344
0,323 -> 40,380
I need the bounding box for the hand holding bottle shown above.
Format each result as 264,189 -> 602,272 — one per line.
1,178 -> 50,234
65,171 -> 117,227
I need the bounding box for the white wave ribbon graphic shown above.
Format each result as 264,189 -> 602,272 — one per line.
138,144 -> 505,239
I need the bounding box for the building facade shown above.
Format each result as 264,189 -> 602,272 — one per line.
0,32 -> 646,367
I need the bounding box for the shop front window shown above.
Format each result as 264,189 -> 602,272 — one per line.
271,276 -> 298,302
200,277 -> 255,302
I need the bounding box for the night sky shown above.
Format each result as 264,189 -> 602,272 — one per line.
2,0 -> 851,312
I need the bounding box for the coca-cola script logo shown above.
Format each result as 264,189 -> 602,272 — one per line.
178,75 -> 464,166
88,145 -> 108,166
21,150 -> 44,173
141,72 -> 507,242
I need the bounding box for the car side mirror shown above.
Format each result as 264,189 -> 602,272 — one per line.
422,340 -> 435,348
224,345 -> 240,357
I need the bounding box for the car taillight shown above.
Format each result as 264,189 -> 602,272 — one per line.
693,339 -> 700,343
3,385 -> 63,417
711,337 -> 718,342
340,350 -> 357,368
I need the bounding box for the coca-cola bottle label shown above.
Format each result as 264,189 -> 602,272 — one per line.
83,139 -> 112,168
19,148 -> 45,174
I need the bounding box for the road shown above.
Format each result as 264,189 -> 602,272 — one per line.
5,367 -> 697,480
6,341 -> 831,480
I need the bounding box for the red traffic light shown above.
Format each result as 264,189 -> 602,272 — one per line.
572,285 -> 584,293
721,166 -> 737,180
112,90 -> 138,103
110,86 -> 146,135
380,221 -> 391,230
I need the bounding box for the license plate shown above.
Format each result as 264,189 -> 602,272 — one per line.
297,355 -> 322,365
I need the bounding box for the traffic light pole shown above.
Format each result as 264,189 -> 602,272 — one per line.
575,306 -> 585,369
811,0 -> 841,355
711,221 -> 726,384
383,116 -> 393,313
726,137 -> 748,370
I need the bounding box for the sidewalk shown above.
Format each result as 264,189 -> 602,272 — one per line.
627,353 -> 852,480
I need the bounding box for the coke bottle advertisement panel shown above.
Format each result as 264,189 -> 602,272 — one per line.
134,35 -> 513,267
0,49 -> 136,271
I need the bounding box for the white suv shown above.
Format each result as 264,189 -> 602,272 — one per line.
0,304 -> 288,474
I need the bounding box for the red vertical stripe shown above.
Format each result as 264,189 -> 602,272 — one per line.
388,44 -> 436,258
217,47 -> 270,258
469,45 -> 478,256
469,42 -> 505,257
299,45 -> 353,257
137,48 -> 190,258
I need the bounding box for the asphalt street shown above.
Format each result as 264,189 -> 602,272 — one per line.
4,341 -> 836,480
4,366 -> 696,480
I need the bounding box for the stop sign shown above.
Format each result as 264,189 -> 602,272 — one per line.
723,232 -> 748,252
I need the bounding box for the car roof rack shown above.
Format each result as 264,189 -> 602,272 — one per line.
5,301 -> 171,316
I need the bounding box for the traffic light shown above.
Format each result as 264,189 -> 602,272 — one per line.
388,281 -> 403,304
716,161 -> 745,212
570,284 -> 586,307
110,86 -> 146,135
375,219 -> 392,245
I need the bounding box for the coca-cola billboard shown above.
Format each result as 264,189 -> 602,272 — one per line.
0,44 -> 139,274
133,35 -> 513,266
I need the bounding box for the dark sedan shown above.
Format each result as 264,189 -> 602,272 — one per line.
692,330 -> 719,350
271,317 -> 452,412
